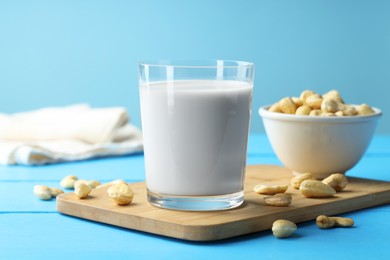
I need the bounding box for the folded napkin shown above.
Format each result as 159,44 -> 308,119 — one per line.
0,104 -> 143,165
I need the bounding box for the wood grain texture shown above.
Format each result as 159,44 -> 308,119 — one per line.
56,164 -> 390,241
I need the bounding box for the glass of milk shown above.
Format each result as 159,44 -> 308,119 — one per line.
139,60 -> 254,211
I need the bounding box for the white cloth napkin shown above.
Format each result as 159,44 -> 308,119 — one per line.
0,104 -> 143,165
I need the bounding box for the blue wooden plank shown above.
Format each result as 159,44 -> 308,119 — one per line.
1,209 -> 390,259
0,182 -> 138,212
0,183 -> 57,212
0,132 -> 389,259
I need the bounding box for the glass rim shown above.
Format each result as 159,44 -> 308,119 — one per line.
139,59 -> 254,69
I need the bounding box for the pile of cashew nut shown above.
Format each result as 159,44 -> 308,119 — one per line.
269,89 -> 375,116
254,172 -> 354,238
33,175 -> 134,206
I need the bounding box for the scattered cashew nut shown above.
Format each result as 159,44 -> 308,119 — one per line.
299,180 -> 336,198
60,175 -> 78,189
49,187 -> 64,197
33,185 -> 64,200
74,183 -> 92,199
254,184 -> 288,195
107,183 -> 134,206
33,185 -> 53,200
264,193 -> 292,207
316,215 -> 354,228
322,173 -> 348,192
272,219 -> 297,238
291,173 -> 317,189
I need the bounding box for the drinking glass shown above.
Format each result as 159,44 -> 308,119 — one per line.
139,60 -> 254,211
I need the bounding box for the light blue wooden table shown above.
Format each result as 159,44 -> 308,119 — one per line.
1,133 -> 389,259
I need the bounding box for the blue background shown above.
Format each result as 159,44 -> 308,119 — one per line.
1,0 -> 389,133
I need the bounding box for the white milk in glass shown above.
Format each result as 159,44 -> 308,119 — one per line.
140,80 -> 252,196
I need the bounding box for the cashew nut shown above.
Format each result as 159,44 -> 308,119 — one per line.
60,175 -> 78,189
49,187 -> 64,197
299,180 -> 336,198
33,185 -> 64,200
322,90 -> 344,103
321,99 -> 340,113
254,184 -> 288,195
342,105 -> 358,116
292,97 -> 303,107
291,173 -> 317,189
264,193 -> 292,207
316,215 -> 354,228
279,97 -> 297,114
295,105 -> 311,116
33,185 -> 52,200
268,102 -> 282,113
300,90 -> 316,102
357,104 -> 375,116
272,219 -> 297,238
305,94 -> 323,109
107,183 -> 134,205
74,183 -> 92,199
309,109 -> 322,116
322,173 -> 348,192
335,111 -> 344,116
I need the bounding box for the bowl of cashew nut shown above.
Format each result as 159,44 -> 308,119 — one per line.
259,90 -> 382,179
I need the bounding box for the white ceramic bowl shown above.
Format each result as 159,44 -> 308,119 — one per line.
259,106 -> 382,179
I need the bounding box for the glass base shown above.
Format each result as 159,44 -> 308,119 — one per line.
147,190 -> 244,211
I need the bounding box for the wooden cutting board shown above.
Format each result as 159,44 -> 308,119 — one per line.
56,164 -> 390,241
